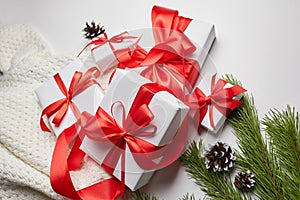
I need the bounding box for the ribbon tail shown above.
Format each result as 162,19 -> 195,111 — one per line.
68,135 -> 85,171
50,124 -> 81,200
40,116 -> 52,132
77,178 -> 122,200
121,150 -> 125,199
209,105 -> 215,130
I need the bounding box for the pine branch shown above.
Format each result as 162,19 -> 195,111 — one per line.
132,190 -> 159,200
224,75 -> 283,199
179,193 -> 200,200
180,141 -> 245,200
262,106 -> 300,198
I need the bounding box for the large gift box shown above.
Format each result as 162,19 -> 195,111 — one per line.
35,58 -> 104,136
80,69 -> 189,191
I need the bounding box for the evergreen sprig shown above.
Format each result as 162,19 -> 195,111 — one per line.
224,75 -> 281,199
225,74 -> 300,199
262,106 -> 300,199
132,190 -> 159,200
179,193 -> 199,200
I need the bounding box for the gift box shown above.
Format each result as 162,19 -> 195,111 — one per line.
35,58 -> 104,137
90,26 -> 139,73
193,72 -> 245,134
80,69 -> 189,191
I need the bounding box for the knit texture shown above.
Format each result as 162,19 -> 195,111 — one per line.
0,24 -> 112,199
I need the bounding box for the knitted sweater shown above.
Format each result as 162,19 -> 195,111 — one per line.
0,24 -> 111,200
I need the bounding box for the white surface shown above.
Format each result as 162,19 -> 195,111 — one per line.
1,0 -> 300,199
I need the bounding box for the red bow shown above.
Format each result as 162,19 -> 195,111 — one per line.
50,112 -> 123,200
116,6 -> 200,90
185,74 -> 246,131
40,67 -> 100,132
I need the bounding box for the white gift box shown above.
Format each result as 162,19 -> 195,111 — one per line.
194,73 -> 242,134
80,69 -> 189,191
35,58 -> 104,137
90,26 -> 138,73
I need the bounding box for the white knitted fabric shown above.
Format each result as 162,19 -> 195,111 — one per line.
0,24 -> 112,199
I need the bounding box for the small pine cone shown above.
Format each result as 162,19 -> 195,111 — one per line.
234,170 -> 255,190
204,142 -> 235,172
83,21 -> 105,39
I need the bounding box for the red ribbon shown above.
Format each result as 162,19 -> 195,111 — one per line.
185,74 -> 246,131
40,67 -> 100,132
78,31 -> 137,58
115,6 -> 200,90
91,32 -> 137,52
50,112 -> 122,200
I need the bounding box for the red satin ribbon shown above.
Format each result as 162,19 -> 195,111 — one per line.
185,74 -> 246,131
115,6 -> 200,91
91,32 -> 137,52
50,112 -> 122,200
78,31 -> 137,57
40,67 -> 100,132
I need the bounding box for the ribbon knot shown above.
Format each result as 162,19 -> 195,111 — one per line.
40,67 -> 100,132
203,96 -> 211,104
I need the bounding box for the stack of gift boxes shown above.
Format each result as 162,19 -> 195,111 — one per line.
36,5 -> 245,200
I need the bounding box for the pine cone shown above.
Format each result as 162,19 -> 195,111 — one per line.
204,142 -> 235,172
83,21 -> 105,39
234,170 -> 255,190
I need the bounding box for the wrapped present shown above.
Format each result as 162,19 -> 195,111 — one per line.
35,58 -> 104,136
185,73 -> 246,134
117,6 -> 215,90
89,25 -> 139,73
80,69 -> 189,191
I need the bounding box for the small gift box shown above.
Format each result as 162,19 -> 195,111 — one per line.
90,26 -> 139,73
80,69 -> 189,191
190,73 -> 246,134
35,58 -> 104,136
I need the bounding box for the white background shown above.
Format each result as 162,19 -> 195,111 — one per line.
1,0 -> 300,199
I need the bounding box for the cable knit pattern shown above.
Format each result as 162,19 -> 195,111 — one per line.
0,24 -> 113,199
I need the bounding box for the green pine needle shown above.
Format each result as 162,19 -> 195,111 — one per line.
180,141 -> 245,200
132,190 -> 159,200
262,106 -> 300,198
225,74 -> 300,199
179,193 -> 200,200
